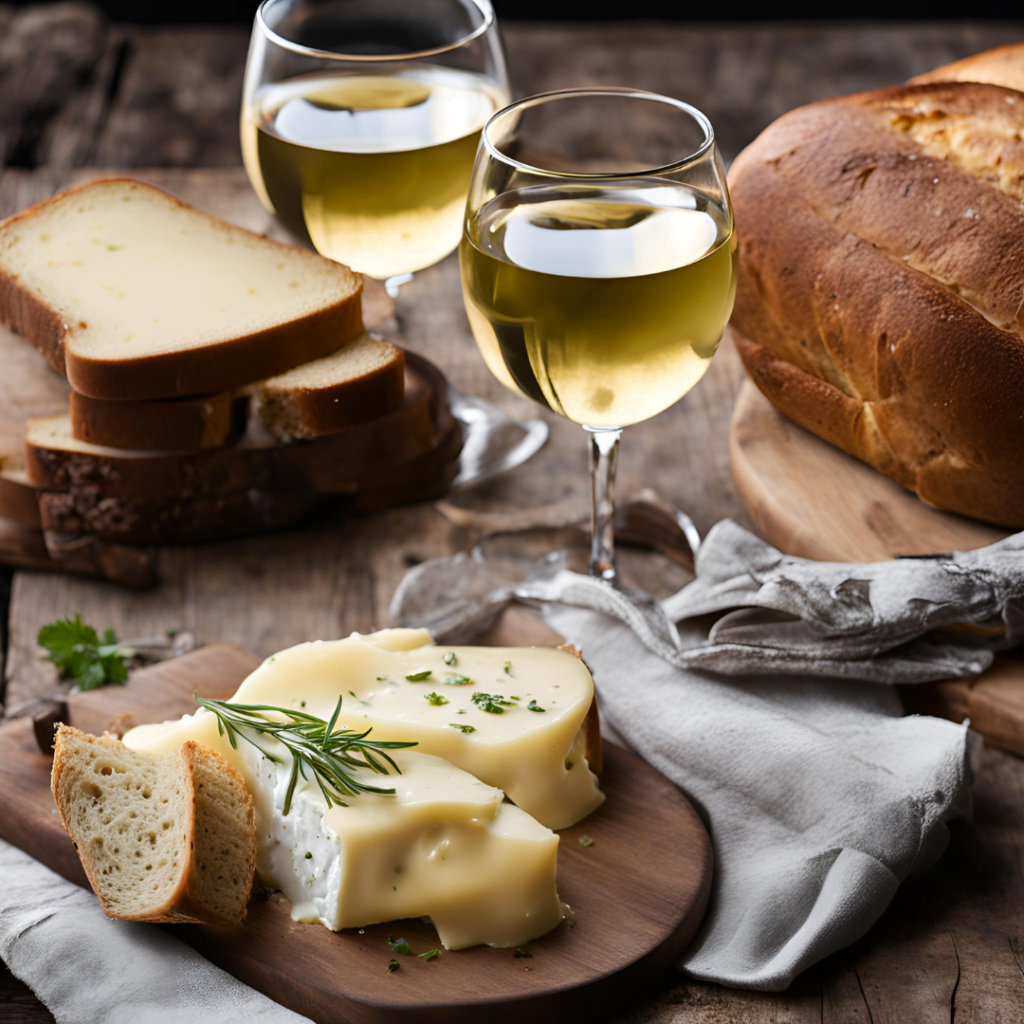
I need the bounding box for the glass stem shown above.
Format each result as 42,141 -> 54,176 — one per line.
585,426 -> 622,584
384,272 -> 414,299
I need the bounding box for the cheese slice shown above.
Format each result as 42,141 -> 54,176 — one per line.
126,710 -> 561,948
221,629 -> 604,830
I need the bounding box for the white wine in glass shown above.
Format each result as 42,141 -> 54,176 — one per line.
241,0 -> 509,294
460,90 -> 737,582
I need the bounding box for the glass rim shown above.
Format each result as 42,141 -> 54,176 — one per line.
255,0 -> 495,62
482,87 -> 716,180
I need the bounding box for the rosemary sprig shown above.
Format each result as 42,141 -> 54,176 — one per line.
195,694 -> 417,814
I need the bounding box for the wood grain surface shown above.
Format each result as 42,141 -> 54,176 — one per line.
2,8 -> 1024,1024
0,643 -> 713,1024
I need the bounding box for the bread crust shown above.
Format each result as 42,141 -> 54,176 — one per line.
70,391 -> 250,451
910,41 -> 1024,92
0,178 -> 364,400
51,727 -> 256,927
258,342 -> 406,440
728,76 -> 1024,528
0,462 -> 41,528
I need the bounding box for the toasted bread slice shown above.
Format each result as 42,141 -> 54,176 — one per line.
257,333 -> 405,439
70,390 -> 249,451
0,178 -> 363,400
51,725 -> 256,926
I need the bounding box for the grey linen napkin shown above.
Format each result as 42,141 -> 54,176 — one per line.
388,520 -> 1015,990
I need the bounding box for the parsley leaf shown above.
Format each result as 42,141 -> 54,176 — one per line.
405,669 -> 432,682
443,651 -> 457,666
418,949 -> 440,961
38,615 -> 132,691
449,723 -> 476,734
527,699 -> 546,713
387,935 -> 412,955
471,692 -> 513,714
386,959 -> 400,973
425,692 -> 448,706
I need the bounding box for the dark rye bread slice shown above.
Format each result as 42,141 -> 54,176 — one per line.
24,356 -> 439,501
256,333 -> 405,440
0,178 -> 363,400
70,391 -> 249,452
38,488 -> 319,545
0,516 -> 155,589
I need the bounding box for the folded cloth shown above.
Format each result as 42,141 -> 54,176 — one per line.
0,839 -> 309,1024
389,522 -> 997,990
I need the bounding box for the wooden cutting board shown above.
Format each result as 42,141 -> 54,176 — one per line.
730,379 -> 1024,756
0,642 -> 713,1024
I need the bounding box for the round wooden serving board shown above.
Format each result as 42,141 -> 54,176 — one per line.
0,644 -> 713,1024
730,380 -> 1009,562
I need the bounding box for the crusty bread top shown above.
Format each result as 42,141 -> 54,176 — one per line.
911,42 -> 1024,93
0,179 -> 364,399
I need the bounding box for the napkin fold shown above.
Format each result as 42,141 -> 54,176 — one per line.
389,521 -> 1002,989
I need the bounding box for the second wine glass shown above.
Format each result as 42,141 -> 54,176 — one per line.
460,88 -> 737,583
241,0 -> 509,295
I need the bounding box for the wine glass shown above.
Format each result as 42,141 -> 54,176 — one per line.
241,0 -> 509,297
460,89 -> 737,584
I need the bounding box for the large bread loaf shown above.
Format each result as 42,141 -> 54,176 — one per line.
729,47 -> 1024,527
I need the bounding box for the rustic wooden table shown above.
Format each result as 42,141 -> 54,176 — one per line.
2,7 -> 1024,1022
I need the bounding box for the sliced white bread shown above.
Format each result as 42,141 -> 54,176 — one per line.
0,178 -> 363,400
70,391 -> 249,451
257,333 -> 404,439
51,725 -> 256,926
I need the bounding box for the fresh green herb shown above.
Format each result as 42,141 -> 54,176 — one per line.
443,674 -> 473,686
425,692 -> 448,706
38,615 -> 132,691
510,695 -> 521,701
579,836 -> 595,848
387,959 -> 400,973
504,661 -> 513,676
514,946 -> 532,959
527,700 -> 546,713
405,669 -> 432,682
195,694 -> 417,815
387,935 -> 411,955
456,709 -> 467,715
443,651 -> 457,666
418,949 -> 440,961
450,723 -> 476,734
348,689 -> 371,706
300,700 -> 306,708
376,676 -> 390,682
471,692 -> 513,714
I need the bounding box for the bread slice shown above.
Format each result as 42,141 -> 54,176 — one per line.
70,390 -> 249,452
38,487 -> 318,545
257,333 -> 404,439
0,460 -> 40,528
51,725 -> 256,926
24,360 -> 439,500
0,178 -> 363,400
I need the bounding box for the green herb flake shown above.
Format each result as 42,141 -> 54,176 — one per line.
37,615 -> 132,692
579,836 -> 595,848
300,700 -> 306,708
471,692 -> 513,714
418,949 -> 440,961
304,851 -> 313,859
405,669 -> 433,682
387,935 -> 411,955
425,692 -> 448,706
106,243 -> 125,251
527,699 -> 546,713
443,674 -> 473,686
565,760 -> 575,771
376,676 -> 390,682
394,865 -> 401,874
514,946 -> 532,959
504,661 -> 513,676
450,723 -> 476,734
443,651 -> 457,666
386,959 -> 400,974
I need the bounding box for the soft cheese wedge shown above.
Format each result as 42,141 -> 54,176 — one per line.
222,629 -> 603,830
126,712 -> 563,949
